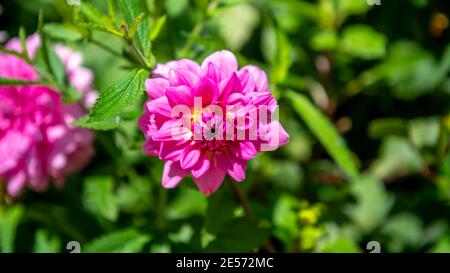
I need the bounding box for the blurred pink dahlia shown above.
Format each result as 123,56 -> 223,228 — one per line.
139,50 -> 289,195
0,33 -> 96,196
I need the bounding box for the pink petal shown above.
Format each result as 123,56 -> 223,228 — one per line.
231,141 -> 257,160
152,120 -> 192,142
191,155 -> 211,178
237,68 -> 255,94
180,148 -> 201,170
193,166 -> 226,196
193,77 -> 219,106
227,160 -> 247,182
0,131 -> 31,174
166,85 -> 193,108
259,120 -> 290,151
203,62 -> 219,83
7,171 -> 26,197
219,72 -> 241,102
162,160 -> 188,188
169,68 -> 199,87
143,138 -> 159,156
146,97 -> 172,118
201,50 -> 238,82
145,78 -> 169,99
159,141 -> 188,161
240,65 -> 269,92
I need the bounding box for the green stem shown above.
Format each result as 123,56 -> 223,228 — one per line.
177,21 -> 204,58
156,187 -> 168,230
228,180 -> 253,219
228,180 -> 277,253
177,0 -> 219,58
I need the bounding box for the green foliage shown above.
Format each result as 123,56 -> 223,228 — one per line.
84,229 -> 151,253
83,176 -> 119,222
84,69 -> 148,126
0,206 -> 23,253
287,91 -> 359,180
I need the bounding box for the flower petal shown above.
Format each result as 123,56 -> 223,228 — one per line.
146,96 -> 172,118
235,142 -> 257,160
162,160 -> 188,188
180,148 -> 201,170
259,120 -> 290,151
193,77 -> 219,105
166,85 -> 193,108
146,78 -> 169,99
152,120 -> 192,142
240,65 -> 269,92
227,159 -> 247,182
193,166 -> 226,196
219,72 -> 241,102
191,155 -> 211,178
201,50 -> 238,82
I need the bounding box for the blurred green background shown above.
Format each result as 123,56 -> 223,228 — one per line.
1,0 -> 450,253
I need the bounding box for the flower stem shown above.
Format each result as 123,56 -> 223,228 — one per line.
228,180 -> 253,219
228,180 -> 277,253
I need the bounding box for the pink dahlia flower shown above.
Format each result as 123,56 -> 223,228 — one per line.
139,50 -> 289,195
0,34 -> 95,196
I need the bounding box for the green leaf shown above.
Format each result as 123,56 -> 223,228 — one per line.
310,30 -> 338,51
273,194 -> 300,245
348,176 -> 393,232
150,15 -> 167,41
44,23 -> 83,42
339,25 -> 387,60
166,188 -> 207,220
165,0 -> 189,17
409,117 -> 440,148
204,187 -> 237,235
286,91 -> 359,180
0,46 -> 25,60
74,21 -> 124,37
381,213 -> 423,252
0,206 -> 24,253
83,176 -> 119,222
118,0 -> 152,60
321,236 -> 361,253
215,3 -> 260,50
128,12 -> 146,39
37,9 -> 52,78
204,218 -> 272,252
368,118 -> 407,139
19,26 -> 30,62
80,2 -> 115,28
85,229 -> 150,253
0,77 -> 40,86
33,229 -> 61,253
117,177 -> 153,214
369,136 -> 424,179
73,116 -> 120,131
87,69 -> 149,123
